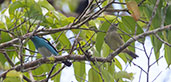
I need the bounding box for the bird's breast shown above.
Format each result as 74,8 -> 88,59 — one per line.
38,47 -> 52,57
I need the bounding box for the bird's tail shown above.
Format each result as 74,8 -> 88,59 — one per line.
124,49 -> 138,59
62,60 -> 72,67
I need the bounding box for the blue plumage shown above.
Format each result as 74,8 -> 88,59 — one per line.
30,36 -> 71,66
31,36 -> 58,56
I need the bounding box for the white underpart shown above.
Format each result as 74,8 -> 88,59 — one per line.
38,47 -> 52,57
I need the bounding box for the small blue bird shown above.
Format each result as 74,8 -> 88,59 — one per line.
30,36 -> 72,67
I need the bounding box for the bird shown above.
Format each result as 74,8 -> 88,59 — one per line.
30,36 -> 72,66
104,24 -> 138,59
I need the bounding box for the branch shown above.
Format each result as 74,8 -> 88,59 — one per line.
146,0 -> 161,31
154,34 -> 171,47
0,55 -> 110,78
106,24 -> 171,60
2,52 -> 15,67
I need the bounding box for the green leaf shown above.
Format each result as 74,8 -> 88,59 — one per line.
52,11 -> 68,27
164,30 -> 171,66
52,64 -> 62,82
119,18 -> 143,55
4,70 -> 23,82
101,68 -> 113,82
107,63 -> 115,82
151,33 -> 162,60
9,1 -> 24,16
32,64 -> 48,80
88,68 -> 102,82
114,58 -> 122,70
68,0 -> 78,12
114,71 -> 133,80
0,53 -> 6,66
52,32 -> 71,50
95,21 -> 110,53
165,5 -> 171,25
102,43 -> 110,57
38,0 -> 55,11
108,63 -> 115,75
121,16 -> 136,34
93,47 -> 100,57
5,16 -> 13,29
121,16 -> 143,34
165,45 -> 171,66
28,40 -> 35,55
0,29 -> 11,44
73,62 -> 86,82
24,2 -> 43,20
118,53 -> 128,64
97,15 -> 117,21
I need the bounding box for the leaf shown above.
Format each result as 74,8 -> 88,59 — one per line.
73,62 -> 86,82
92,47 -> 101,57
101,68 -> 113,82
118,53 -> 128,64
108,63 -> 115,75
151,33 -> 162,60
28,40 -> 35,55
119,16 -> 144,53
52,64 -> 62,82
114,71 -> 133,80
164,30 -> 171,66
52,11 -> 68,27
24,2 -> 43,20
32,64 -> 48,80
0,25 -> 11,43
88,68 -> 102,82
102,43 -> 110,57
114,58 -> 122,70
9,1 -> 24,16
95,21 -> 110,53
0,62 -> 3,70
107,63 -> 115,82
0,56 -> 6,69
52,32 -> 71,50
127,1 -> 140,21
38,0 -> 55,11
165,45 -> 171,66
6,70 -> 23,78
97,15 -> 117,21
4,70 -> 23,82
121,16 -> 143,34
165,5 -> 171,25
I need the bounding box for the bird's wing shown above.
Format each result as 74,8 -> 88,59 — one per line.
38,47 -> 52,57
41,37 -> 58,55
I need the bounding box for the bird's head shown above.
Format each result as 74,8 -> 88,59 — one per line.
30,35 -> 39,41
108,24 -> 118,32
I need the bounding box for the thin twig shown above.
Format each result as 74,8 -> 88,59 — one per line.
28,71 -> 35,82
152,71 -> 162,82
2,51 -> 15,67
142,44 -> 150,82
68,30 -> 81,55
146,0 -> 161,31
131,61 -> 147,74
150,56 -> 163,67
138,70 -> 142,82
40,65 -> 65,82
154,34 -> 171,47
138,0 -> 146,6
45,63 -> 57,82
